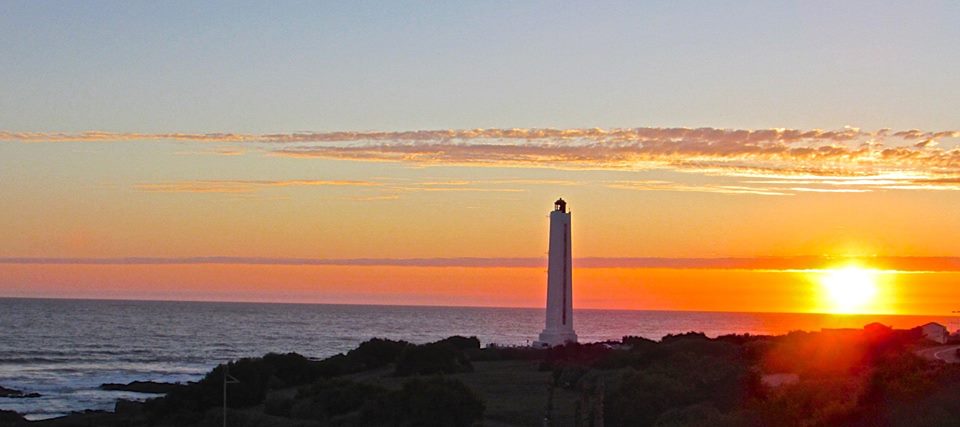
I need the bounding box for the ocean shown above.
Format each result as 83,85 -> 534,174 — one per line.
0,297 -> 955,420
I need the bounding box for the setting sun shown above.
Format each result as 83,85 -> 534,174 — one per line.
818,266 -> 880,314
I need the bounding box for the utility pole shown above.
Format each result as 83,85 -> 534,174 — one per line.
223,362 -> 239,427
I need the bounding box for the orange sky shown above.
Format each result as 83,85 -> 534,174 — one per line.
1,262 -> 957,316
3,131 -> 960,315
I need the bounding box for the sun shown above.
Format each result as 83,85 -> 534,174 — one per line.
818,266 -> 879,314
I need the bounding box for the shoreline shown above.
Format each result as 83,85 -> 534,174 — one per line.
4,321 -> 959,426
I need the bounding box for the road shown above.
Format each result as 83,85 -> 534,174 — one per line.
915,345 -> 960,363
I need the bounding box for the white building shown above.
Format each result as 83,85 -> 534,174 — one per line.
920,322 -> 948,344
535,198 -> 578,347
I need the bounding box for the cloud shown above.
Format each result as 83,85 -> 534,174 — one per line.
134,180 -> 381,193
786,187 -> 872,193
174,147 -> 247,156
0,131 -> 254,143
735,174 -> 960,193
254,127 -> 960,181
7,127 -> 960,190
344,194 -> 402,202
4,256 -> 960,271
132,178 -> 566,197
605,180 -> 790,196
0,127 -> 940,147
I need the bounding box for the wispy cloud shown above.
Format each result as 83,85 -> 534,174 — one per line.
605,180 -> 791,196
174,147 -> 247,156
786,187 -> 872,193
0,131 -> 254,143
8,127 -> 960,191
272,133 -> 960,179
0,128 -> 872,144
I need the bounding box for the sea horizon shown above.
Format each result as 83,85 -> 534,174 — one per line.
2,295 -> 953,319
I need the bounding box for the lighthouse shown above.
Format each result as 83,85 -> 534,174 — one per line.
535,198 -> 578,347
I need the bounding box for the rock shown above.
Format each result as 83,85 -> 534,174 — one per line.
99,381 -> 182,394
0,409 -> 26,425
0,385 -> 41,398
15,392 -> 41,398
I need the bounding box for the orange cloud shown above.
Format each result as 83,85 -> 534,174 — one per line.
605,180 -> 791,196
7,127 -> 960,188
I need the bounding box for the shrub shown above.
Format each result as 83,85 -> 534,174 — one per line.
345,338 -> 410,370
295,379 -> 387,418
264,396 -> 294,417
261,352 -> 317,387
434,335 -> 481,350
395,343 -> 473,376
360,377 -> 485,427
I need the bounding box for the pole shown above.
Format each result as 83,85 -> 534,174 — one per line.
223,363 -> 227,427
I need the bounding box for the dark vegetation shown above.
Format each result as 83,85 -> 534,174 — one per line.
11,327 -> 960,427
394,337 -> 477,376
128,336 -> 484,427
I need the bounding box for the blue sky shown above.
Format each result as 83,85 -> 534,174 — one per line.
2,1 -> 957,133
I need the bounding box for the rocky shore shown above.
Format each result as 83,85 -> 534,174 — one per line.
99,381 -> 185,394
0,387 -> 39,399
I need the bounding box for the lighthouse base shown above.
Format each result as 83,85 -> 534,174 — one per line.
534,329 -> 578,348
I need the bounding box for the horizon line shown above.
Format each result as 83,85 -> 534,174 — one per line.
4,256 -> 960,271
3,294 -> 954,318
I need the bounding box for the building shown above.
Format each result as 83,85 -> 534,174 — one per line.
920,322 -> 948,344
535,198 -> 578,347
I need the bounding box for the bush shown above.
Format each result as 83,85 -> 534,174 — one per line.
360,377 -> 485,427
295,379 -> 387,419
603,340 -> 753,426
654,403 -> 725,427
345,338 -> 410,370
434,335 -> 481,350
395,343 -> 473,376
661,332 -> 709,343
144,354 -> 315,424
472,345 -> 546,361
606,370 -> 691,426
264,396 -> 294,417
539,342 -> 612,371
261,352 -> 318,387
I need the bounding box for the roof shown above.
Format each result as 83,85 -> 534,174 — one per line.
920,322 -> 946,329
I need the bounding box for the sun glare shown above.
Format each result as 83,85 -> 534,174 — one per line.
818,266 -> 879,314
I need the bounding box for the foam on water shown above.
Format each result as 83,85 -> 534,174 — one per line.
0,298 -> 955,420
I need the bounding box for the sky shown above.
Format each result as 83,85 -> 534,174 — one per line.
2,1 -> 960,315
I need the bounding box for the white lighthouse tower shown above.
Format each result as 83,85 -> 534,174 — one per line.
535,198 -> 578,347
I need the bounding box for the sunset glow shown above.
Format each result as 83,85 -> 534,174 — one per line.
1,2 -> 959,316
818,266 -> 881,314
6,4 -> 960,426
